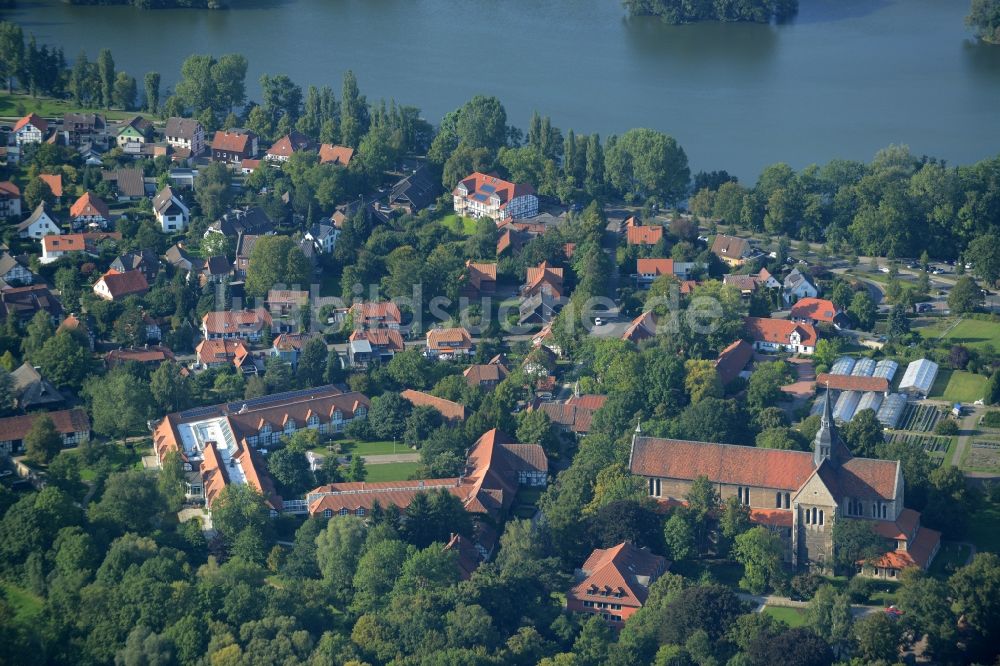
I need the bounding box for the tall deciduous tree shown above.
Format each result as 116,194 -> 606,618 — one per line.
96,48 -> 115,109
605,128 -> 690,204
24,414 -> 61,464
143,71 -> 160,113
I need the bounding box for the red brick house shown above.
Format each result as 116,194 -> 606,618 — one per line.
567,542 -> 668,628
211,129 -> 258,163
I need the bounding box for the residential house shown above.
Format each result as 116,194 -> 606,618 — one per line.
626,225 -> 664,246
207,207 -> 274,238
38,174 -> 63,201
69,191 -> 111,230
1,285 -> 63,325
167,168 -> 197,189
784,268 -> 819,305
304,223 -> 338,254
519,291 -> 561,326
350,302 -> 403,330
195,339 -> 256,374
165,243 -> 200,275
635,258 -> 698,287
621,310 -> 658,344
744,316 -> 818,355
153,185 -> 190,233
0,252 -> 33,287
116,116 -> 153,149
522,261 -> 564,299
233,233 -> 259,279
199,256 -> 232,285
143,313 -> 166,343
426,327 -> 474,360
211,129 -> 258,163
78,143 -> 104,166
496,226 -> 531,257
270,333 -> 311,369
13,113 -> 47,146
41,232 -> 121,264
152,385 -> 371,513
723,268 -> 780,296
110,250 -> 160,283
59,313 -> 95,350
0,409 -> 90,456
536,394 -> 606,438
93,269 -> 150,301
715,339 -> 754,386
201,308 -> 273,342
318,144 -> 354,166
164,117 -> 206,157
267,289 -> 309,317
791,297 -> 849,329
463,261 -> 497,297
711,234 -> 754,267
102,168 -> 147,200
62,113 -> 107,147
453,172 -> 538,222
389,166 -> 438,214
266,131 -> 315,162
400,389 -> 467,423
567,542 -> 668,628
630,391 -> 939,573
105,346 -> 175,370
11,362 -> 65,410
508,210 -> 566,235
464,356 -> 509,390
17,203 -> 61,239
0,181 -> 21,218
348,329 -> 405,366
240,159 -> 261,174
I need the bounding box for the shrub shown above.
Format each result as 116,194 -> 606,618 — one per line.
935,418 -> 959,436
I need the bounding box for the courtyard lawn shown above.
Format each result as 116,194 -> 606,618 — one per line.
967,497 -> 1000,553
928,369 -> 988,403
345,440 -> 409,456
763,606 -> 807,627
0,581 -> 43,624
929,542 -> 972,578
440,214 -> 479,236
363,462 -> 419,482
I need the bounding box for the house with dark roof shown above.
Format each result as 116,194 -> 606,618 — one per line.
453,172 -> 538,222
102,168 -> 147,200
62,113 -> 107,146
93,269 -> 149,301
567,542 -> 668,628
164,117 -> 205,157
211,129 -> 258,163
110,250 -> 160,283
0,408 -> 90,456
630,391 -> 940,574
723,268 -> 780,296
464,356 -> 509,390
0,181 -> 21,219
153,185 -> 190,232
116,116 -> 154,150
711,234 -> 755,267
0,251 -> 34,287
744,316 -> 818,355
1,285 -> 63,324
304,223 -> 339,254
11,363 -> 65,410
389,166 -> 439,214
783,267 -> 819,305
207,207 -> 274,239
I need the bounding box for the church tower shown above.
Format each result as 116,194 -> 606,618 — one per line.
814,387 -> 850,467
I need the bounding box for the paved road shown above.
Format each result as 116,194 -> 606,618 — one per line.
738,593 -> 882,618
950,406 -> 982,468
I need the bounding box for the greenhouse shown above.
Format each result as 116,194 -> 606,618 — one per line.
877,393 -> 908,428
834,390 -> 862,422
830,356 -> 856,376
851,358 -> 877,377
855,391 -> 884,417
899,358 -> 939,397
873,359 -> 899,383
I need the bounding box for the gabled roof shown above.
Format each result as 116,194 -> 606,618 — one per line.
14,113 -> 47,133
427,327 -> 474,351
164,117 -> 202,140
524,261 -> 564,296
63,113 -> 106,130
784,267 -> 816,290
202,308 -> 272,334
69,192 -> 110,219
195,338 -> 251,366
400,389 -> 467,422
636,258 -> 674,276
626,225 -> 664,245
453,172 -> 535,208
1,285 -> 63,321
390,166 -> 438,209
11,362 -> 64,407
621,311 -> 657,344
0,408 -> 89,442
106,346 -> 175,366
267,131 -> 315,158
466,261 -> 497,290
349,328 -> 405,352
791,297 -> 841,323
38,173 -> 63,197
711,234 -> 751,258
42,231 -> 120,254
96,269 -> 149,299
0,181 -> 20,198
318,143 -> 354,165
153,185 -> 184,216
744,316 -> 818,347
350,301 -> 402,324
715,339 -> 754,386
212,129 -> 255,153
0,251 -> 24,277
463,362 -> 509,386
571,542 -> 667,607
102,168 -> 145,197
17,203 -> 59,231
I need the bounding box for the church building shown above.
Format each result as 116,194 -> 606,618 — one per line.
629,391 -> 940,577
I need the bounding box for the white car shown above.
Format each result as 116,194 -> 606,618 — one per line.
594,317 -> 604,327
878,266 -> 890,273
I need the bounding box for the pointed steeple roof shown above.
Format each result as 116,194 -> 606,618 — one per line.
814,387 -> 850,467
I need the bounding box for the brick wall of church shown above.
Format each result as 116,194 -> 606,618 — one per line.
645,476 -> 792,511
797,504 -> 835,568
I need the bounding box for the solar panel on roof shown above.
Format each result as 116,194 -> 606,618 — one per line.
225,384 -> 341,413
480,184 -> 496,193
179,406 -> 219,419
472,194 -> 488,202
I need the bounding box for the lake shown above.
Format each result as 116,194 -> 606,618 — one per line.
5,0 -> 1000,178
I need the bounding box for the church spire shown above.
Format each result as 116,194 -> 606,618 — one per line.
814,385 -> 848,466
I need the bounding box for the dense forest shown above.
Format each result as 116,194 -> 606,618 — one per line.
967,0 -> 1000,43
623,0 -> 798,24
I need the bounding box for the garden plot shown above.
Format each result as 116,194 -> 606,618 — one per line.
887,433 -> 951,461
963,441 -> 1000,473
897,404 -> 941,432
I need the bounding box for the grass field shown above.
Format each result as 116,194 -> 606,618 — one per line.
0,93 -> 150,121
440,214 -> 479,236
763,606 -> 807,627
0,581 -> 43,624
919,318 -> 1000,350
928,368 -> 988,403
363,462 -> 419,482
967,497 -> 1000,553
347,440 -> 411,456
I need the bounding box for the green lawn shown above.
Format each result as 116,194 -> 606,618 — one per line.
935,318 -> 1000,351
929,542 -> 972,577
928,368 -> 988,403
867,583 -> 900,608
763,606 -> 807,627
0,581 -> 43,624
440,214 -> 479,236
0,92 -> 150,121
967,497 -> 1000,553
363,462 -> 420,482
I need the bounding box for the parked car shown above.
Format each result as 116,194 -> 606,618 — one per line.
878,266 -> 891,273
917,303 -> 933,313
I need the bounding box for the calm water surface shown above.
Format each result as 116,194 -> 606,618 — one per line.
5,0 -> 1000,178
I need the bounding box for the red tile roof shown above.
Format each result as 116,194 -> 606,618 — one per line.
350,328 -> 405,352
567,394 -> 608,411
350,301 -> 403,326
463,362 -> 509,386
815,374 -> 889,393
212,130 -> 253,153
524,261 -> 564,297
266,131 -> 314,159
0,408 -> 90,442
750,509 -> 794,528
42,232 -> 121,254
453,172 -> 536,210
838,457 -> 900,501
621,311 -> 657,344
630,436 -> 817,491
70,192 -> 110,219
570,542 -> 667,608
744,316 -> 818,348
791,298 -> 841,324
0,181 -> 20,198
869,523 -> 941,571
715,339 -> 754,386
626,225 -> 664,245
318,144 -> 354,165
873,508 -> 921,540
427,327 -> 474,351
196,339 -> 251,366
636,258 -> 674,276
202,308 -> 272,336
106,346 -> 174,366
96,269 -> 149,299
400,389 -> 467,422
39,174 -> 63,197
14,113 -> 47,133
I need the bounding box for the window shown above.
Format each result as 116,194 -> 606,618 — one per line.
804,508 -> 811,525
339,508 -> 348,516
784,493 -> 790,509
583,601 -> 594,608
737,486 -> 751,506
775,492 -> 782,508
323,509 -> 332,518
879,503 -> 888,519
356,508 -> 366,516
819,510 -> 824,526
